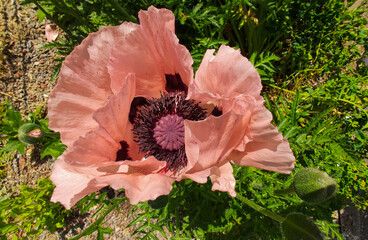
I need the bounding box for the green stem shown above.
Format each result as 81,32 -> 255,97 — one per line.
43,132 -> 60,137
269,84 -> 296,94
69,197 -> 125,240
274,183 -> 295,196
236,195 -> 285,223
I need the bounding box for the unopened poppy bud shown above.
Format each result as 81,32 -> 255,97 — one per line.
18,123 -> 44,144
294,168 -> 337,203
281,213 -> 324,240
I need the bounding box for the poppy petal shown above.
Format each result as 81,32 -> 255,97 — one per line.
108,6 -> 193,98
184,110 -> 248,178
210,162 -> 236,197
48,23 -> 138,147
50,159 -> 107,209
230,102 -> 295,174
189,45 -> 262,107
97,169 -> 174,204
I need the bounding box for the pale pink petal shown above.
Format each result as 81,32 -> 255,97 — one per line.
189,45 -> 262,107
108,6 -> 193,98
45,24 -> 58,42
230,101 -> 295,174
97,170 -> 174,204
183,110 -> 249,182
63,75 -> 144,165
51,74 -> 173,208
92,74 -> 135,143
50,159 -> 107,209
210,162 -> 236,197
51,156 -> 168,209
64,128 -> 119,166
95,156 -> 166,175
48,23 -> 138,147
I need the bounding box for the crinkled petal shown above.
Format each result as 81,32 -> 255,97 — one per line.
183,110 -> 249,182
230,101 -> 295,174
48,23 -> 138,147
64,75 -> 143,165
94,156 -> 165,175
92,73 -> 135,143
210,162 -> 236,197
50,74 -> 173,208
51,157 -> 168,209
64,128 -> 119,166
189,45 -> 262,107
50,159 -> 107,209
108,6 -> 193,98
97,169 -> 174,204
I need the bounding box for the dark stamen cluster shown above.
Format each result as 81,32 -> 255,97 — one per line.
132,92 -> 206,171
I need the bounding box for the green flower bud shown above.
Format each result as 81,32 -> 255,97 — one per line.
294,168 -> 337,204
18,123 -> 43,145
281,213 -> 324,240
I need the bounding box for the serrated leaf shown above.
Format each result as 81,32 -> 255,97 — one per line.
4,107 -> 22,129
41,142 -> 66,159
1,140 -> 21,153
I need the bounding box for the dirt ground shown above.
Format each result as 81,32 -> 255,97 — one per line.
0,0 -> 367,239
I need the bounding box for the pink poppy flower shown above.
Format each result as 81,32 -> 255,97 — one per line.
48,6 -> 295,209
45,24 -> 58,42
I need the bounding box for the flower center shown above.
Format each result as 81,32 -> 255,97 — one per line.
132,92 -> 206,172
154,114 -> 185,151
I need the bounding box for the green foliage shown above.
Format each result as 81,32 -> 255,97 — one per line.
264,72 -> 368,210
228,0 -> 368,80
0,101 -> 27,155
68,189 -> 126,240
0,178 -> 72,238
0,101 -> 66,159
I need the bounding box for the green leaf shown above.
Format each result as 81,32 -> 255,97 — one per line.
355,130 -> 366,142
4,105 -> 22,129
281,213 -> 324,240
1,140 -> 26,155
37,9 -> 46,23
1,140 -> 19,152
55,222 -> 64,228
97,230 -> 104,240
40,141 -> 66,159
98,227 -> 113,234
